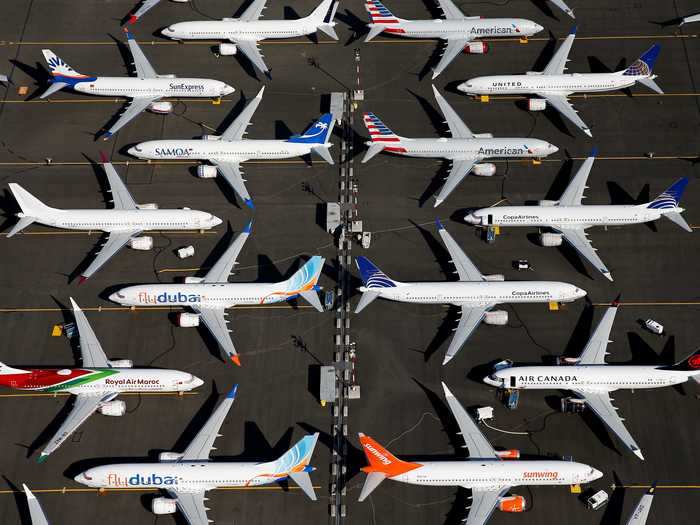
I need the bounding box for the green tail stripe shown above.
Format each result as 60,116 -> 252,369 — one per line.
41,369 -> 119,392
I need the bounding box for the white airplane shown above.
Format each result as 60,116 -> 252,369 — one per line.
357,382 -> 603,525
161,0 -> 339,78
465,151 -> 691,281
484,305 -> 700,460
354,220 -> 586,365
108,221 -> 326,366
458,28 -> 663,137
362,85 -> 559,207
549,0 -> 575,19
6,154 -> 222,283
75,385 -> 320,524
126,0 -> 188,25
40,32 -> 234,139
0,298 -> 203,462
363,0 -> 543,79
23,485 -> 50,525
626,483 -> 656,525
681,14 -> 700,25
128,86 -> 335,209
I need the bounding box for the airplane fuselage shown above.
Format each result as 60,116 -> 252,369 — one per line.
378,18 -> 541,40
163,19 -> 321,41
71,76 -> 231,98
129,139 -> 318,162
384,137 -> 556,160
462,72 -> 641,96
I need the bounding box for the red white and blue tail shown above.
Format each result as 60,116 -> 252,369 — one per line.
365,0 -> 405,41
362,112 -> 405,162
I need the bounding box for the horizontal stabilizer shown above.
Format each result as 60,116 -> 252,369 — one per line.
318,24 -> 339,40
311,145 -> 334,165
359,471 -> 386,502
355,290 -> 380,313
40,82 -> 69,99
300,289 -> 324,312
364,24 -> 385,42
362,143 -> 385,163
288,471 -> 317,500
664,211 -> 692,232
637,76 -> 663,94
6,216 -> 35,237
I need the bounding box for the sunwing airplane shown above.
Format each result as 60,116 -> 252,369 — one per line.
458,28 -> 662,137
40,31 -> 234,139
358,382 -> 603,525
465,151 -> 691,281
0,298 -> 203,462
161,0 -> 339,78
363,0 -> 543,79
128,86 -> 335,209
23,485 -> 50,525
484,305 -> 700,460
75,385 -> 320,524
354,220 -> 586,365
6,154 -> 222,283
362,85 -> 558,206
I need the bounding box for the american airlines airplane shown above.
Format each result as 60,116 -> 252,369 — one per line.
362,85 -> 558,206
161,0 -> 339,78
40,31 -> 234,139
128,86 -> 335,209
458,28 -> 662,137
363,0 -> 543,79
465,151 -> 691,281
6,154 -> 221,283
0,298 -> 203,462
358,382 -> 603,525
484,305 -> 700,460
354,220 -> 586,365
75,385 -> 320,524
23,485 -> 50,525
109,221 -> 326,366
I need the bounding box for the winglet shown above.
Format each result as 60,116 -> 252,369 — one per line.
128,14 -> 138,25
243,220 -> 253,234
648,481 -> 657,495
569,25 -> 577,35
102,131 -> 114,140
231,355 -> 241,366
226,384 -> 238,399
123,27 -> 135,40
69,296 -> 81,311
611,293 -> 621,307
22,484 -> 35,499
99,151 -> 109,164
244,199 -> 255,210
78,276 -> 88,285
589,146 -> 598,157
435,219 -> 445,231
37,453 -> 49,464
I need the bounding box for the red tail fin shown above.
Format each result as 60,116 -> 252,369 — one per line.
359,433 -> 421,477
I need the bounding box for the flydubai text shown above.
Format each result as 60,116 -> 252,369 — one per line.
137,291 -> 203,304
107,473 -> 178,487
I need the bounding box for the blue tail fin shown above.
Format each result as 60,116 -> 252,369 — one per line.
647,177 -> 688,209
288,114 -> 333,145
356,257 -> 396,288
624,44 -> 660,76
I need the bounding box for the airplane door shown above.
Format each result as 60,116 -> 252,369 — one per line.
487,214 -> 493,225
510,376 -> 516,388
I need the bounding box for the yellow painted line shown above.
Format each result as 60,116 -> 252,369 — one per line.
372,34 -> 697,44
1,230 -> 219,237
593,302 -> 700,306
0,160 -> 305,166
0,98 -> 237,104
617,485 -> 700,490
0,305 -> 310,313
0,39 -> 336,46
0,392 -> 198,398
478,93 -> 700,101
0,485 -> 320,495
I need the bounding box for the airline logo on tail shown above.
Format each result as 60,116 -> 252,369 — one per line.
363,113 -> 400,143
288,114 -> 333,144
365,0 -> 400,23
623,43 -> 660,77
359,434 -> 421,477
42,51 -> 93,80
356,257 -> 396,288
262,256 -> 325,303
647,177 -> 688,209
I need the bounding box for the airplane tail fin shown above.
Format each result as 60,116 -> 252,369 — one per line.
263,433 -> 320,500
361,112 -> 404,162
357,433 -> 421,501
624,44 -> 663,93
309,0 -> 339,40
40,49 -> 93,98
364,0 -> 405,42
282,256 -> 326,311
6,183 -> 53,237
354,256 -> 397,313
646,177 -> 691,231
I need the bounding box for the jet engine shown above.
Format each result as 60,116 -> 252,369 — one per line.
463,42 -> 488,54
219,43 -> 238,56
98,400 -> 126,417
137,203 -> 159,210
148,101 -> 174,114
537,200 -> 558,206
539,232 -> 563,247
184,277 -> 205,284
484,310 -> 508,326
107,359 -> 133,368
495,449 -> 521,459
177,313 -> 201,327
472,163 -> 496,177
129,236 -> 153,251
527,98 -> 546,111
152,497 -> 177,515
158,452 -> 185,462
483,274 -> 505,282
498,495 -> 526,512
197,165 -> 218,179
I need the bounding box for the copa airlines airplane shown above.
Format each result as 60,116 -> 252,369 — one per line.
362,85 -> 558,206
128,86 -> 334,209
458,27 -> 662,137
75,386 -> 320,524
23,485 -> 50,525
465,151 -> 691,281
484,305 -> 700,460
6,154 -> 221,282
0,298 -> 203,462
363,0 -> 543,79
40,31 -> 234,139
355,220 -> 586,365
358,382 -> 603,525
161,0 -> 339,78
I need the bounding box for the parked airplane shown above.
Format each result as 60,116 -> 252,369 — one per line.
484,305 -> 700,460
626,483 -> 656,525
458,28 -> 662,137
127,87 -> 334,209
363,0 -> 543,79
161,0 -> 339,78
354,220 -> 586,364
40,31 -> 234,139
549,0 -> 575,18
6,154 -> 222,282
23,485 -> 50,525
465,151 -> 691,281
75,385 -> 320,524
361,85 -> 558,206
358,382 -> 602,524
681,14 -> 700,25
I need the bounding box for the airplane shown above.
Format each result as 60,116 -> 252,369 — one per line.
125,0 -> 189,25
23,485 -> 50,525
127,86 -> 335,209
363,0 -> 543,79
484,304 -> 700,460
108,221 -> 326,366
464,151 -> 691,281
681,14 -> 700,25
354,220 -> 586,365
6,154 -> 222,283
160,0 -> 340,79
0,298 -> 203,462
361,85 -> 558,206
549,0 -> 575,19
40,31 -> 235,139
74,385 -> 320,524
458,27 -> 662,137
626,483 -> 656,525
357,382 -> 603,525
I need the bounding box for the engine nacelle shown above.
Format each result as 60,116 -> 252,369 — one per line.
537,200 -> 558,207
157,74 -> 177,78
197,165 -> 218,179
148,101 -> 173,114
200,134 -> 222,141
129,236 -> 153,251
184,276 -> 205,284
177,312 -> 201,327
472,163 -> 496,177
539,232 -> 563,247
483,274 -> 505,282
137,203 -> 159,210
472,133 -> 494,139
496,449 -> 521,460
484,310 -> 508,326
98,400 -> 126,417
527,98 -> 547,111
152,497 -> 177,515
219,43 -> 238,56
158,452 -> 185,462
499,495 -> 526,513
463,41 -> 489,54
108,359 -> 133,368
525,71 -> 542,76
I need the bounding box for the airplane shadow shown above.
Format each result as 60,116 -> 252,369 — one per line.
0,188 -> 21,235
336,8 -> 368,45
2,477 -> 32,525
8,59 -> 50,100
530,0 -> 560,20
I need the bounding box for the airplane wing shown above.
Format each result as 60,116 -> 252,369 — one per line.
80,229 -> 143,281
125,30 -> 158,78
435,220 -> 483,281
211,160 -> 253,208
463,487 -> 511,525
167,490 -> 210,525
129,0 -> 161,22
233,40 -> 270,77
69,298 -> 110,368
23,485 -> 50,525
539,93 -> 592,137
626,484 -> 656,525
100,156 -> 138,210
549,0 -> 575,19
432,38 -> 470,80
220,86 -> 265,141
437,0 -> 465,19
192,307 -> 239,365
558,152 -> 595,206
442,382 -> 498,458
434,157 -> 477,206
443,305 -> 491,365
577,305 -> 617,364
203,222 -> 252,283
104,96 -> 160,138
432,85 -> 473,139
181,385 -> 238,461
239,0 -> 267,20
555,226 -> 612,281
542,29 -> 576,75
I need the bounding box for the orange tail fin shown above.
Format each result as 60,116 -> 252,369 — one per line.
358,433 -> 421,477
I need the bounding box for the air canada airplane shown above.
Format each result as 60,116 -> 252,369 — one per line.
465,151 -> 691,281
357,382 -> 603,525
484,305 -> 700,460
354,220 -> 586,365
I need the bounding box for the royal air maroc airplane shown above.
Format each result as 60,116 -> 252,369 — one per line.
75,385 -> 320,524
354,220 -> 586,364
357,382 -> 603,525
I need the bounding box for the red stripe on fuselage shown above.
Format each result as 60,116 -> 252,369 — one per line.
0,368 -> 93,389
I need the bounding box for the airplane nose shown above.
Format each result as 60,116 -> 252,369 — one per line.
591,468 -> 604,481
193,376 -> 205,388
212,216 -> 223,226
457,83 -> 468,93
108,292 -> 121,303
465,213 -> 481,225
222,84 -> 236,95
74,473 -> 86,484
533,23 -> 544,33
548,143 -> 559,153
576,287 -> 587,299
127,146 -> 138,157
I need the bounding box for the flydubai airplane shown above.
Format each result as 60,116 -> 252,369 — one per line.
362,85 -> 558,206
458,28 -> 662,137
109,221 -> 325,366
23,485 -> 50,525
6,154 -> 222,282
0,298 -> 203,462
484,305 -> 700,460
161,0 -> 339,78
354,220 -> 586,364
75,385 -> 320,524
465,151 -> 691,281
357,382 -> 603,525
40,31 -> 234,139
128,86 -> 334,209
